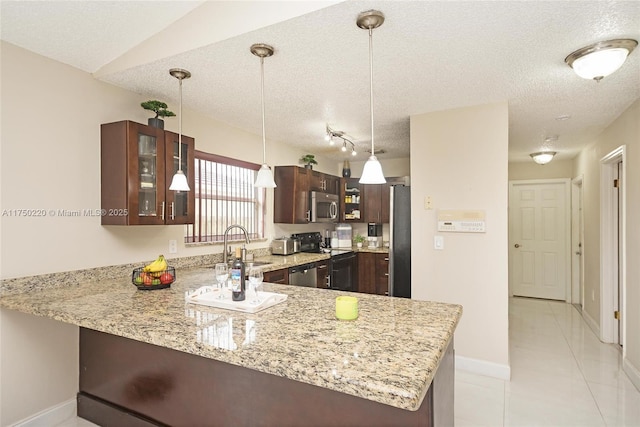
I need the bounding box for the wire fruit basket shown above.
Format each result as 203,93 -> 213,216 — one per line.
132,266 -> 176,290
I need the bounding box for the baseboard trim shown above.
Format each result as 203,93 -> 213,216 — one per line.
11,398 -> 76,427
582,309 -> 601,339
455,355 -> 511,380
623,357 -> 640,393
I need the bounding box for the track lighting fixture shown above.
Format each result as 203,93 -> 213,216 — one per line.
325,125 -> 358,156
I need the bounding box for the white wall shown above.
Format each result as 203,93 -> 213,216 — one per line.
509,158 -> 574,181
410,101 -> 510,376
574,99 -> 640,383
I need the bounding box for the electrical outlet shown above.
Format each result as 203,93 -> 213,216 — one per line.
169,239 -> 177,254
424,196 -> 432,210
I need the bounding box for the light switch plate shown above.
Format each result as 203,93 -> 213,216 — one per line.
169,239 -> 177,254
434,235 -> 444,250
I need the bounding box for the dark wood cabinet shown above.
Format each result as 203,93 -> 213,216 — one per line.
363,184 -> 390,224
274,166 -> 310,224
316,259 -> 330,289
375,253 -> 390,296
100,120 -> 195,225
309,170 -> 339,194
264,268 -> 289,284
357,252 -> 389,295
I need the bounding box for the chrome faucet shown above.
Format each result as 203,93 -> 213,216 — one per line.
223,224 -> 250,264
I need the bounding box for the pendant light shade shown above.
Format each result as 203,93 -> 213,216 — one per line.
169,68 -> 191,192
358,10 -> 386,185
360,155 -> 385,184
251,43 -> 277,188
254,164 -> 277,187
169,170 -> 190,190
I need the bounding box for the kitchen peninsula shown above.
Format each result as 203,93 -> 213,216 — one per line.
0,267 -> 462,426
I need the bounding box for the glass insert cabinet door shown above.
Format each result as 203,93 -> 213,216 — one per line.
165,131 -> 195,224
138,133 -> 159,219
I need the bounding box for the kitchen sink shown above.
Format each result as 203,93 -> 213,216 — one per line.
212,261 -> 273,268
244,261 -> 272,268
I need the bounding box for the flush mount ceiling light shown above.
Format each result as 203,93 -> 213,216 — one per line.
169,68 -> 191,192
251,43 -> 277,188
530,151 -> 557,165
358,10 -> 386,184
326,125 -> 357,156
565,39 -> 637,81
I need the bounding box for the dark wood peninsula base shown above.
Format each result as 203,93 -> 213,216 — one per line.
78,328 -> 454,427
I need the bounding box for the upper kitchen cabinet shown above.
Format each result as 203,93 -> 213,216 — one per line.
274,166 -> 310,223
362,184 -> 390,224
309,170 -> 340,195
100,120 -> 195,225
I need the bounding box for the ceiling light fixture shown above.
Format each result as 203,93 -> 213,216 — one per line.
358,10 -> 386,184
251,43 -> 277,188
565,39 -> 637,82
530,151 -> 557,165
168,68 -> 191,192
326,125 -> 357,155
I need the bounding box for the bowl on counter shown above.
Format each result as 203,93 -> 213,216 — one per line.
132,266 -> 176,290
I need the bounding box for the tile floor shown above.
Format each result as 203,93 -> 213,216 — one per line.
58,297 -> 640,426
456,297 -> 640,426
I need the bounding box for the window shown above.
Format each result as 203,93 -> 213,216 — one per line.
186,150 -> 266,243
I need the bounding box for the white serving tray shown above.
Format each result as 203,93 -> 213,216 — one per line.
185,286 -> 287,314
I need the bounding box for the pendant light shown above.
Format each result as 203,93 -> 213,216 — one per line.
251,43 -> 277,188
168,68 -> 191,191
358,10 -> 386,185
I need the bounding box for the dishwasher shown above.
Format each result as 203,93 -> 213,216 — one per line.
288,263 -> 317,287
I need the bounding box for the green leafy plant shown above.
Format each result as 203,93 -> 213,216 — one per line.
141,100 -> 176,119
353,234 -> 366,244
300,154 -> 318,167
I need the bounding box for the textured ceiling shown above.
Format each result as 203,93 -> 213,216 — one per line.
2,1 -> 639,163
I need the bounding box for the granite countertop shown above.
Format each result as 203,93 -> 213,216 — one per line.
0,267 -> 461,411
254,247 -> 389,272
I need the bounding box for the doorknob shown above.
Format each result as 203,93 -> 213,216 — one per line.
514,244 -> 520,248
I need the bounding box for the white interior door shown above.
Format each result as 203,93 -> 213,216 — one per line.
509,180 -> 570,301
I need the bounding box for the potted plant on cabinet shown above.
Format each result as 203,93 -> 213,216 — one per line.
353,234 -> 366,248
300,154 -> 318,169
141,100 -> 175,129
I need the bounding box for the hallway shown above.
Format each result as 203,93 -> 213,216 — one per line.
455,297 -> 640,426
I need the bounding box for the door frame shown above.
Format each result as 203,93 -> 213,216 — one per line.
571,176 -> 584,308
508,178 -> 571,301
600,146 -> 626,346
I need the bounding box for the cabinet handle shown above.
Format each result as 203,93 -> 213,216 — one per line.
306,210 -> 310,222
161,202 -> 165,221
384,273 -> 389,276
384,258 -> 389,261
171,202 -> 175,220
318,265 -> 327,269
326,275 -> 331,288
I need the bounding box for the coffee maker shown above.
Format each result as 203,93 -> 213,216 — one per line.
367,223 -> 383,248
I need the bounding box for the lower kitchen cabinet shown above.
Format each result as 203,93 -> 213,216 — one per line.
264,268 -> 289,285
316,259 -> 330,289
357,252 -> 389,295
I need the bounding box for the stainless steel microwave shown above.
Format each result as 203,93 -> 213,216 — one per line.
311,191 -> 339,223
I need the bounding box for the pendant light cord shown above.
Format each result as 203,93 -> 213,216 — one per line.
260,56 -> 267,164
178,77 -> 183,172
369,27 -> 375,156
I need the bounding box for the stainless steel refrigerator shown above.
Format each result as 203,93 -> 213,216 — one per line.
389,185 -> 411,298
